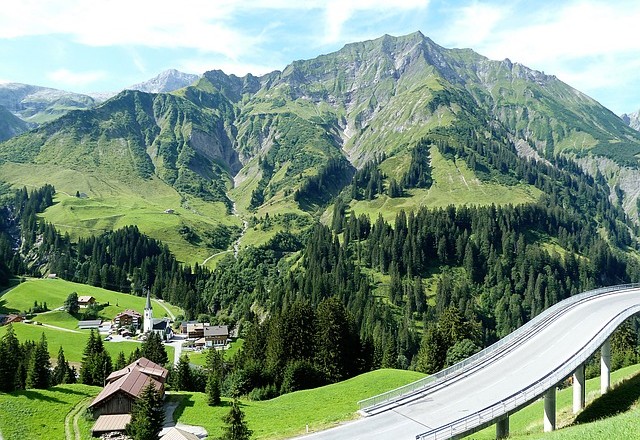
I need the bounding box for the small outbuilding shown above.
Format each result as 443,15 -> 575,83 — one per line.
78,319 -> 102,329
91,414 -> 131,437
160,427 -> 200,440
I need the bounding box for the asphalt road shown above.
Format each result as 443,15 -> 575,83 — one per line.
295,288 -> 640,440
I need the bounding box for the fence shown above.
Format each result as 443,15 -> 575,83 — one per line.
358,284 -> 640,413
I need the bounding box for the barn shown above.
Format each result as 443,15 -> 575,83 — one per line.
88,357 -> 168,417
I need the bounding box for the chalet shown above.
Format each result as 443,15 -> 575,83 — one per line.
78,295 -> 96,309
89,357 -> 168,417
186,322 -> 210,339
180,320 -> 197,334
204,325 -> 229,347
0,314 -> 23,326
113,309 -> 142,329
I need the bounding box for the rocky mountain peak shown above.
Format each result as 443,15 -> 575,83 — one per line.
126,69 -> 200,94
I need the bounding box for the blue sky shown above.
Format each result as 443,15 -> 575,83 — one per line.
1,0 -> 639,114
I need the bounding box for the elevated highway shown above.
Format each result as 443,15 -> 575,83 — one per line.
297,285 -> 640,440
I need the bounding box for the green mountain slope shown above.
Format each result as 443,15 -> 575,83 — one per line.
0,105 -> 28,141
2,32 -> 640,261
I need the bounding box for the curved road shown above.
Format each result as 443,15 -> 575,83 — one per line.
297,286 -> 640,440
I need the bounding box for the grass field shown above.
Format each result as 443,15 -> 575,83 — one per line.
469,363 -> 640,439
349,146 -> 542,223
175,368 -> 426,439
187,339 -> 245,366
0,162 -> 240,265
0,278 -> 183,321
0,322 -> 174,364
0,384 -> 99,440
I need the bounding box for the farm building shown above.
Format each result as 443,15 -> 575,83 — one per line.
78,295 -> 96,308
78,319 -> 102,329
0,314 -> 24,326
89,357 -> 168,417
91,414 -> 131,437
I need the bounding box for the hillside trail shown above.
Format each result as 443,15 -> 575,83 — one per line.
152,299 -> 176,320
201,200 -> 248,266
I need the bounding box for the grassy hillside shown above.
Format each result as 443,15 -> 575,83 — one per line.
0,162 -> 239,266
0,322 -> 172,363
0,384 -> 99,440
0,278 -> 183,319
469,363 -> 640,439
175,368 -> 426,439
347,146 -> 542,223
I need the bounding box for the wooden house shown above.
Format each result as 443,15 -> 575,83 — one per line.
78,295 -> 96,309
88,357 -> 168,417
113,309 -> 142,329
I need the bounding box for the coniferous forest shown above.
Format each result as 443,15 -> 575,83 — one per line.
2,125 -> 640,399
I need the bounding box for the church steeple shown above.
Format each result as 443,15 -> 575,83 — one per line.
143,289 -> 153,333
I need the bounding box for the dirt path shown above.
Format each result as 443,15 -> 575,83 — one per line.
65,397 -> 91,440
153,299 -> 176,320
40,323 -> 82,334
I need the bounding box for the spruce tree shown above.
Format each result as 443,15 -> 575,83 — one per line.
141,332 -> 168,366
218,399 -> 252,440
0,323 -> 20,392
115,351 -> 127,370
126,382 -> 165,440
206,372 -> 221,406
52,346 -> 73,385
26,333 -> 51,389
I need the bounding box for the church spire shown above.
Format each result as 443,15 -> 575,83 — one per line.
143,288 -> 153,333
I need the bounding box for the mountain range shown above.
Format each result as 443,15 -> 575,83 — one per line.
1,31 -> 640,264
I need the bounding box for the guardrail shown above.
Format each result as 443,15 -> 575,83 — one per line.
415,298 -> 640,440
358,283 -> 640,412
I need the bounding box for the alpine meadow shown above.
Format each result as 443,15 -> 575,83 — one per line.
2,31 -> 640,440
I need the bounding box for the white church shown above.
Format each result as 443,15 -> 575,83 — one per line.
143,290 -> 173,341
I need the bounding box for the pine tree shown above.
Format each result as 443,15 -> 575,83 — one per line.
141,332 -> 168,366
0,324 -> 20,392
126,382 -> 165,440
173,354 -> 193,391
64,291 -> 79,314
115,351 -> 127,370
218,399 -> 252,440
206,372 -> 221,406
26,333 -> 51,389
52,346 -> 73,385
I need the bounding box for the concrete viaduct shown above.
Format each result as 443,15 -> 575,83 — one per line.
297,284 -> 640,440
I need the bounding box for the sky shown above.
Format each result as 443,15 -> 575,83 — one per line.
1,0 -> 638,114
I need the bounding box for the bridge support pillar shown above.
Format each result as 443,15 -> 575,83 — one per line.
543,386 -> 556,432
601,338 -> 611,394
573,363 -> 585,414
496,415 -> 509,439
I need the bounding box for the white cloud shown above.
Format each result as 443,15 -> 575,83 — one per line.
322,0 -> 430,44
47,69 -> 107,88
177,58 -> 278,78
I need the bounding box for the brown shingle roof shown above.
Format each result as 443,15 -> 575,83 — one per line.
89,357 -> 168,410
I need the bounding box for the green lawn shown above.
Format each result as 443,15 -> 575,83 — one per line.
175,368 -> 426,439
0,278 -> 183,321
0,322 -> 174,364
349,146 -> 542,223
0,384 -> 99,440
468,363 -> 640,439
187,339 -> 245,366
0,162 -> 240,266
